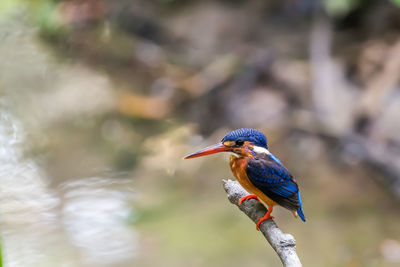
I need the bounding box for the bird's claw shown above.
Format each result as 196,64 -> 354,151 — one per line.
256,214 -> 274,230
238,194 -> 261,206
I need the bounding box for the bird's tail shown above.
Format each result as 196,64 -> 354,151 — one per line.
297,191 -> 306,222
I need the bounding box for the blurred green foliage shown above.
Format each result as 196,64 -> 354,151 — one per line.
0,0 -> 23,16
0,239 -> 2,267
0,0 -> 66,39
33,1 -> 66,39
391,0 -> 400,7
323,0 -> 360,16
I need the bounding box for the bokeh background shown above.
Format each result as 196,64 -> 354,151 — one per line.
1,0 -> 400,266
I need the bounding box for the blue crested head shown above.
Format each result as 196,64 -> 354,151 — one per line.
221,128 -> 268,148
184,128 -> 268,159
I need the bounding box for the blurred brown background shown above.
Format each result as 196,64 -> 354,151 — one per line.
0,0 -> 400,266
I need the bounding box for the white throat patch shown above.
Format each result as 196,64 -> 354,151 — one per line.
253,146 -> 271,155
253,145 -> 282,164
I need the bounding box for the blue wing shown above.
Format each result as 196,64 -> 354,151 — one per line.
246,153 -> 306,221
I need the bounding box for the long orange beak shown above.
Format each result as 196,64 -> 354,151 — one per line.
184,143 -> 230,159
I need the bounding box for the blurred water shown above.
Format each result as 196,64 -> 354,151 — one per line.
0,110 -> 71,266
60,177 -> 138,266
0,109 -> 139,267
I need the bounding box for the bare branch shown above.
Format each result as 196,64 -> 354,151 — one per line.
222,179 -> 302,267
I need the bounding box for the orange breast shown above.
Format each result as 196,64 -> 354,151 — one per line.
229,155 -> 277,207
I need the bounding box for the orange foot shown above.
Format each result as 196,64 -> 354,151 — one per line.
256,206 -> 274,230
238,194 -> 261,206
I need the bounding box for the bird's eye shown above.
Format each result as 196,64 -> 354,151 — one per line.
235,139 -> 244,146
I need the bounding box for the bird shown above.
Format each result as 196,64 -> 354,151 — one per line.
184,128 -> 305,230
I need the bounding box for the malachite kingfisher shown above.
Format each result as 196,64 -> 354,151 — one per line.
184,128 -> 306,230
